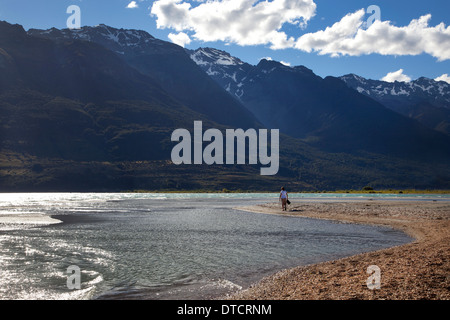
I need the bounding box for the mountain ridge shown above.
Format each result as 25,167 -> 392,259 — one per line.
28,24 -> 260,129
188,47 -> 450,161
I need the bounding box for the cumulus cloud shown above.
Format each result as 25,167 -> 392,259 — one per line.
435,74 -> 450,84
150,2 -> 450,61
381,69 -> 412,83
168,32 -> 191,47
295,10 -> 450,61
126,1 -> 139,9
150,0 -> 317,49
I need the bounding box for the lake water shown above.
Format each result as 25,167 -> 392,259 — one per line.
0,193 -> 432,300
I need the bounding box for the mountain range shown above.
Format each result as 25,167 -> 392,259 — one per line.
188,47 -> 450,158
339,74 -> 450,136
1,21 -> 449,191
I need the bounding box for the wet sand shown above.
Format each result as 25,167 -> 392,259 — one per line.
227,200 -> 450,300
0,214 -> 62,226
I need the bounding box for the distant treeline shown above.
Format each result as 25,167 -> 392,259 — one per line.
125,188 -> 450,194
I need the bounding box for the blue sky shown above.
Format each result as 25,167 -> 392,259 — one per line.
0,0 -> 449,81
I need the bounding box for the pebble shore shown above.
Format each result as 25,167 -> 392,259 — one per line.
227,200 -> 450,300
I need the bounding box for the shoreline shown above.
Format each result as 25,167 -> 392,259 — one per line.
0,214 -> 62,227
1,190 -> 449,195
226,200 -> 450,300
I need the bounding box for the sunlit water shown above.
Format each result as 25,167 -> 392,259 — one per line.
0,193 -> 433,300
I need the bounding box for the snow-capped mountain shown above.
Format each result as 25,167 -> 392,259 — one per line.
28,24 -> 179,56
340,74 -> 450,135
188,47 -> 450,157
29,25 -> 259,129
340,74 -> 450,109
188,48 -> 450,136
189,47 -> 246,67
187,47 -> 253,99
187,47 -> 316,101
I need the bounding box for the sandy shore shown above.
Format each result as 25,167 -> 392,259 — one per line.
227,200 -> 450,300
0,214 -> 62,229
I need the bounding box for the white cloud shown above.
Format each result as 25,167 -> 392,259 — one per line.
295,10 -> 450,61
168,32 -> 191,47
435,74 -> 450,84
126,1 -> 139,9
381,69 -> 412,83
150,2 -> 450,61
151,0 -> 317,49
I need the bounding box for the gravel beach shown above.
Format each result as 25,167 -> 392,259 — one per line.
227,199 -> 450,300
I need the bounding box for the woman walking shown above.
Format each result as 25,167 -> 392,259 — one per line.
279,187 -> 288,211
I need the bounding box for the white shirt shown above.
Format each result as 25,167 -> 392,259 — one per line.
280,190 -> 287,199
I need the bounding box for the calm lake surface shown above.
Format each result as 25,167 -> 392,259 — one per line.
0,193 -> 433,300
